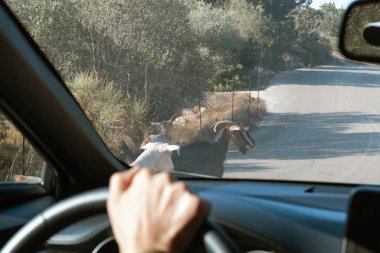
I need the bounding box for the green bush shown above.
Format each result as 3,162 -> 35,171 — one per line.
209,64 -> 250,92
67,72 -> 150,155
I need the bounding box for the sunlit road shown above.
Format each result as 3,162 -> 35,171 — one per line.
224,64 -> 380,184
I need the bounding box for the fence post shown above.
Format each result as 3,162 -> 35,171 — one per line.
231,88 -> 235,121
247,77 -> 252,126
256,66 -> 262,117
197,71 -> 203,141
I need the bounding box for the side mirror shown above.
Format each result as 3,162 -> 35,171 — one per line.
340,0 -> 380,63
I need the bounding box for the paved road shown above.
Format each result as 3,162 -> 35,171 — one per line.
224,65 -> 380,184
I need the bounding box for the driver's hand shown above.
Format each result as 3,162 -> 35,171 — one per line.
107,167 -> 210,253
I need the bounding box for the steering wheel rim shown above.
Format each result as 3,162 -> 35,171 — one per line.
0,188 -> 240,253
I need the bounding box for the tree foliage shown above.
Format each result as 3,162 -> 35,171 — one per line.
5,0 -> 343,144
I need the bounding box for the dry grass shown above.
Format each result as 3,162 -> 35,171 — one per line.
0,118 -> 43,182
171,92 -> 266,145
67,72 -> 150,157
0,87 -> 266,174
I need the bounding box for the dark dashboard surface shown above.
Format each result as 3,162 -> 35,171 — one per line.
191,180 -> 350,253
47,180 -> 358,253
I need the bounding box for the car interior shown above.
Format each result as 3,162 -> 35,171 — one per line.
1,0 -> 380,253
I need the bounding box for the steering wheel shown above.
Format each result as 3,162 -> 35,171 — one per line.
0,188 -> 240,253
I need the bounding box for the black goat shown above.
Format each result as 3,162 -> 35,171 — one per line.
171,121 -> 255,178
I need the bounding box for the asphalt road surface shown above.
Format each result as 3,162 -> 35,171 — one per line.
224,64 -> 380,184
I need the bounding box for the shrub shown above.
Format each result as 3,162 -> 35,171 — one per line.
0,115 -> 43,182
67,72 -> 150,157
209,64 -> 250,92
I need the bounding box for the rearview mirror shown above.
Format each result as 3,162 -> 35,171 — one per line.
340,0 -> 380,63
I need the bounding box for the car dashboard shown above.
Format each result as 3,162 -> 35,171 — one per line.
44,180 -> 361,253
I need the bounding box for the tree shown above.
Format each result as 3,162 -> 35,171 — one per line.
248,0 -> 311,20
289,6 -> 331,66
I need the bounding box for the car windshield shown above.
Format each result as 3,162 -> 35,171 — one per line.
5,0 -> 380,184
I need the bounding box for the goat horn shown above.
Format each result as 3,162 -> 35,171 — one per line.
210,120 -> 239,132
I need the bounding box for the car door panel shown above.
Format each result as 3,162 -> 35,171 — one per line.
0,184 -> 55,247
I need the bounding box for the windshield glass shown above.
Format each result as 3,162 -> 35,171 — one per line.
6,0 -> 380,184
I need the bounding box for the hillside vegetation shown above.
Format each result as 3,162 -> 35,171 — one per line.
0,0 -> 343,174
5,0 -> 342,116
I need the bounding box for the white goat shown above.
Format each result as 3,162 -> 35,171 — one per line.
149,134 -> 168,143
131,142 -> 180,172
139,114 -> 177,148
139,134 -> 168,149
151,114 -> 177,141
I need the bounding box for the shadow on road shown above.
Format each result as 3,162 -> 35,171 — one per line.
271,66 -> 380,88
227,111 -> 380,162
224,65 -> 380,174
224,162 -> 275,172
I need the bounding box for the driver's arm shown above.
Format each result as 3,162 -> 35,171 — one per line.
107,167 -> 210,253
